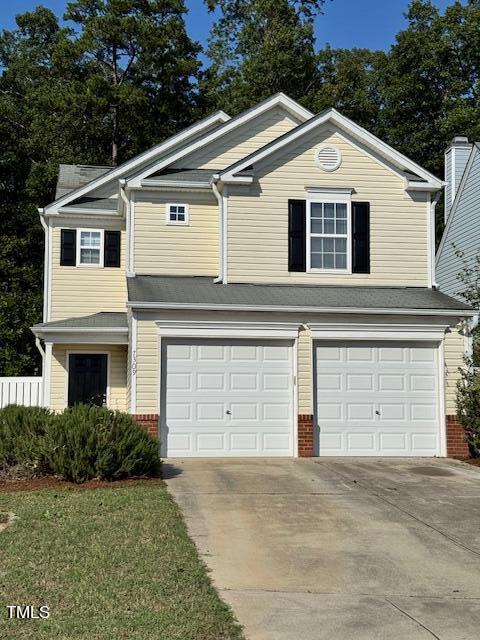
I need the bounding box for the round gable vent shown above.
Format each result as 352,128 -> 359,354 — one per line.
316,145 -> 342,172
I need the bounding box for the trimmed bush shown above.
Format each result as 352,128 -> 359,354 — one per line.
0,405 -> 54,477
456,362 -> 480,456
48,405 -> 161,483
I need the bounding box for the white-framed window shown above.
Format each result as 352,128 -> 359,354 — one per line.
166,203 -> 189,225
77,229 -> 103,267
307,197 -> 351,272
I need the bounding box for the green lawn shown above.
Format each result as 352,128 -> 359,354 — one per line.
0,482 -> 244,640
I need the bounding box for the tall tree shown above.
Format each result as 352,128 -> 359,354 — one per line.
202,0 -> 325,114
309,46 -> 384,130
65,0 -> 202,164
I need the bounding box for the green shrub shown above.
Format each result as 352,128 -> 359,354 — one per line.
456,362 -> 480,456
0,405 -> 54,477
48,405 -> 161,483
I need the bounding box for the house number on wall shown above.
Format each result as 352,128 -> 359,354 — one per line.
131,350 -> 137,376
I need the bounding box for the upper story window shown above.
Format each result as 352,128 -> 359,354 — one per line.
166,203 -> 189,225
78,230 -> 103,266
60,228 -> 121,268
307,197 -> 351,272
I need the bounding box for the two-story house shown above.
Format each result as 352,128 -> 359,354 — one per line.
31,93 -> 475,459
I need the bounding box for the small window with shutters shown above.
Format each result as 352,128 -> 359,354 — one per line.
60,228 -> 121,268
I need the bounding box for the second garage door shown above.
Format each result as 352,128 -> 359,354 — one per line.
315,341 -> 440,456
162,339 -> 294,457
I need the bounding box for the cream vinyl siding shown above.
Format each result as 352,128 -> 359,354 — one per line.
49,344 -> 127,412
444,325 -> 464,414
50,221 -> 127,321
134,191 -> 218,276
227,128 -> 430,286
135,318 -> 159,414
298,325 -> 313,413
172,107 -> 299,170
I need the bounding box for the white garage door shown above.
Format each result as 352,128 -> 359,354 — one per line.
315,341 -> 440,456
162,339 -> 294,457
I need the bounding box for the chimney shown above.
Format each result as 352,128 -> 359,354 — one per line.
444,136 -> 472,222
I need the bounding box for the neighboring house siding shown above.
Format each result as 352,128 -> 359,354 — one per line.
134,191 -> 218,276
50,219 -> 127,321
227,129 -> 430,286
444,325 -> 464,414
172,107 -> 300,170
436,146 -> 480,301
444,144 -> 472,220
50,344 -> 127,412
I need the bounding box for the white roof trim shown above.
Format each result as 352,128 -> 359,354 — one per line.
126,93 -> 314,188
127,301 -> 474,316
220,108 -> 443,189
436,144 -> 478,264
43,110 -> 230,214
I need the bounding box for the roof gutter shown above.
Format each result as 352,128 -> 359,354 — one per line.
126,301 -> 475,317
211,176 -> 225,283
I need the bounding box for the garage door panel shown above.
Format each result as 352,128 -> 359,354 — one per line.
163,339 -> 293,457
316,341 -> 439,457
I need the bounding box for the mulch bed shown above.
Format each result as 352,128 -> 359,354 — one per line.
464,458 -> 480,467
0,476 -> 164,492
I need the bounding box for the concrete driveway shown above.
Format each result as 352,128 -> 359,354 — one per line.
164,458 -> 480,640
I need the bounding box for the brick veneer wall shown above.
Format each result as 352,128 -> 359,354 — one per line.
446,415 -> 469,459
133,414 -> 159,438
298,414 -> 314,457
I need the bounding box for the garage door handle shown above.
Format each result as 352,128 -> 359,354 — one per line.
226,410 -> 232,415
375,410 -> 381,416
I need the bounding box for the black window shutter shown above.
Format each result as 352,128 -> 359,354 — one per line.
104,230 -> 121,267
60,229 -> 76,266
288,199 -> 306,272
352,202 -> 370,274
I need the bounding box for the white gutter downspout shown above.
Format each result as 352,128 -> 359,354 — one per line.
212,177 -> 224,283
465,313 -> 479,360
120,180 -> 134,277
430,191 -> 441,288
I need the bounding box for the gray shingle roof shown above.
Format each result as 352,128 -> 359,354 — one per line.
127,276 -> 472,312
146,167 -> 254,183
148,168 -> 219,183
33,312 -> 127,330
55,164 -> 113,199
64,196 -> 118,212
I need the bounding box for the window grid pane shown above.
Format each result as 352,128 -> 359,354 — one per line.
310,201 -> 348,270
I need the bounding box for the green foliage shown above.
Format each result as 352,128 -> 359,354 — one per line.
0,405 -> 54,477
48,405 -> 161,483
0,404 -> 160,482
456,362 -> 480,455
202,0 -> 325,114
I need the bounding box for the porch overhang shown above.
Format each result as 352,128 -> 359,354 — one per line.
31,312 -> 128,344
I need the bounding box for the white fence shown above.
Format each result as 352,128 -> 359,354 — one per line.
0,377 -> 43,408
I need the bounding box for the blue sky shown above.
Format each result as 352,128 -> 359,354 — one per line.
0,0 -> 458,54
